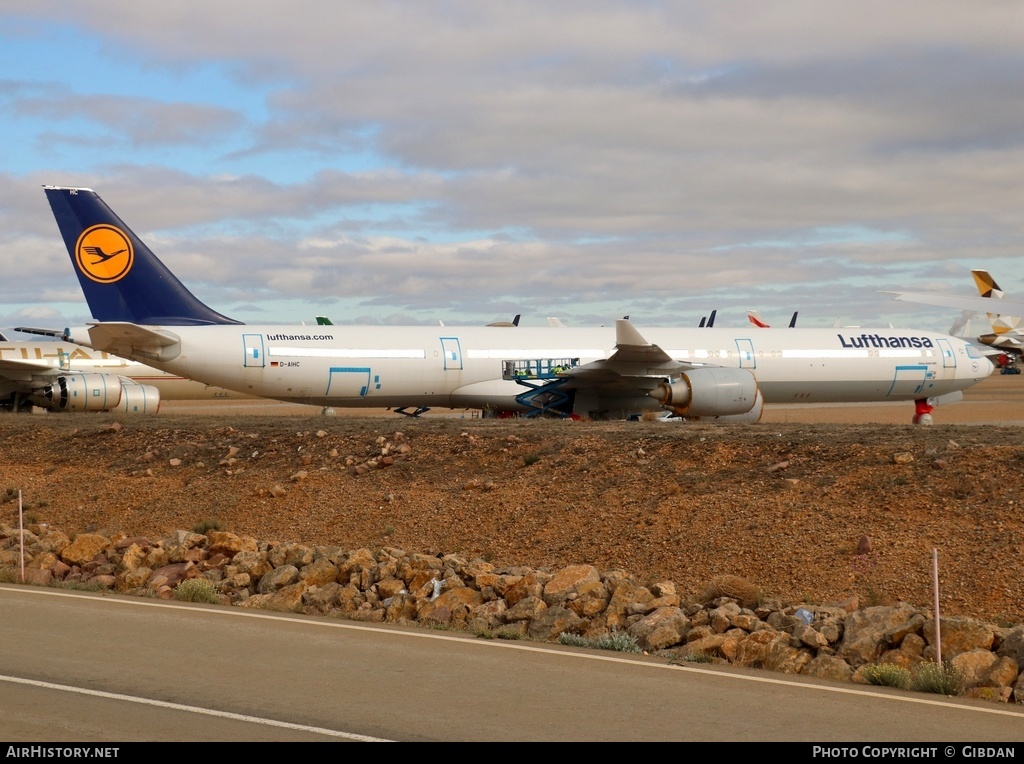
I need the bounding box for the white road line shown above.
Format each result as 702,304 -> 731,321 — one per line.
4,585 -> 1023,719
0,674 -> 391,742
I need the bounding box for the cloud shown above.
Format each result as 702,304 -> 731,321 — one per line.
1,1 -> 1022,333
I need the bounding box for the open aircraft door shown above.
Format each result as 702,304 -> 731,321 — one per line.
735,338 -> 756,369
936,338 -> 957,369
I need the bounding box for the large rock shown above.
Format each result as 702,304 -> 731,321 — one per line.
60,533 -> 110,567
542,564 -> 601,605
922,617 -> 995,661
839,604 -> 921,667
628,607 -> 690,651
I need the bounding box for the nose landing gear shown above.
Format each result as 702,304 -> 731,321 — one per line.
912,398 -> 934,425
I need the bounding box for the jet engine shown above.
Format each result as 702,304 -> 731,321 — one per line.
654,367 -> 759,418
28,373 -> 160,414
117,379 -> 161,414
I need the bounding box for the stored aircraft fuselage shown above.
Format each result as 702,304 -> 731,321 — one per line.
64,322 -> 991,418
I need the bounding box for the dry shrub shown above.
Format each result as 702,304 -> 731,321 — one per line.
698,575 -> 760,608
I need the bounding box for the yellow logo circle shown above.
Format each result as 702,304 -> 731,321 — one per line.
75,225 -> 134,283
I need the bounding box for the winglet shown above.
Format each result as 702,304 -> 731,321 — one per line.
615,318 -> 652,347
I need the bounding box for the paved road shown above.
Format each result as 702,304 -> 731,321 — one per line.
2,586 -> 1022,743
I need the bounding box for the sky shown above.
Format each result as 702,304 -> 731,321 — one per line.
2,1 -> 1023,337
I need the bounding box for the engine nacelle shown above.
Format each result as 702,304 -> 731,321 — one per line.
654,367 -> 759,418
29,373 -> 160,414
117,380 -> 161,414
695,389 -> 764,423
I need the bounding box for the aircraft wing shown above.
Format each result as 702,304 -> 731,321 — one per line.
563,319 -> 688,393
881,291 -> 1024,317
0,356 -> 66,396
0,356 -> 64,376
556,319 -> 760,418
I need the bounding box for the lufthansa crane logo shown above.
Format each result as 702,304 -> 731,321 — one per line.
75,225 -> 134,283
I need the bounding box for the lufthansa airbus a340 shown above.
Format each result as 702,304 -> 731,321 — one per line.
37,186 -> 993,423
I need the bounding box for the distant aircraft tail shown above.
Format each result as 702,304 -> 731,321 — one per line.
972,269 -> 1004,299
43,186 -> 241,326
747,310 -> 770,328
747,310 -> 796,328
971,269 -> 1022,340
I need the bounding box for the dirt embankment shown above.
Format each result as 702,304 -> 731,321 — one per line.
3,372 -> 1024,625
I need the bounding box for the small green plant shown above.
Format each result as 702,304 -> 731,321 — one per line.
174,577 -> 219,604
559,633 -> 589,647
683,650 -> 716,664
910,661 -> 964,696
192,518 -> 224,535
522,453 -> 541,467
861,663 -> 910,689
421,619 -> 459,632
558,630 -> 642,653
667,649 -> 716,665
51,580 -> 108,592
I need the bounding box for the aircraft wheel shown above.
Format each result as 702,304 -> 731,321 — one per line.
321,407 -> 337,416
913,413 -> 933,426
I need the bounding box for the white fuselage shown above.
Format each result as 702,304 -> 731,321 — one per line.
68,323 -> 993,417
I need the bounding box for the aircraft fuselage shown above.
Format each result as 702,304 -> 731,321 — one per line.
66,323 -> 992,417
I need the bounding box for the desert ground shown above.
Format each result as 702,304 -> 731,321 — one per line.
3,372 -> 1024,624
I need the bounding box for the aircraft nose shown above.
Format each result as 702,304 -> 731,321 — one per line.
979,354 -> 995,377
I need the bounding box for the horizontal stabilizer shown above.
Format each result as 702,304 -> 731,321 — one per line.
75,322 -> 182,363
12,326 -> 64,338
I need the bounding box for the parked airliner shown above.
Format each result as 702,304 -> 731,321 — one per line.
0,335 -> 247,414
39,186 -> 993,423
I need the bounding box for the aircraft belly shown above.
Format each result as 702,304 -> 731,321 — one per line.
186,355 -> 465,407
450,378 -> 525,409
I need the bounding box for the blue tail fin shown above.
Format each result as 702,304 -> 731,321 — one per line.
44,186 -> 241,326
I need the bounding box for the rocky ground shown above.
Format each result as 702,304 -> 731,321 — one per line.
2,374 -> 1024,625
